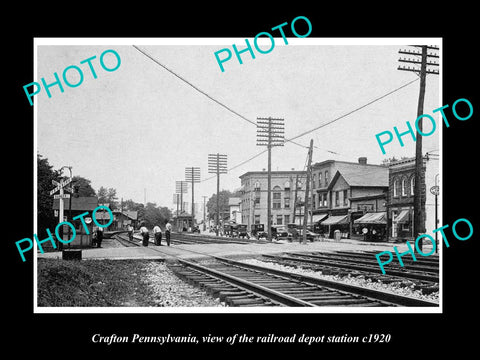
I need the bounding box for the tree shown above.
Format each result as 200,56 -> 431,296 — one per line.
97,186 -> 118,209
206,190 -> 234,221
72,176 -> 96,197
37,153 -> 61,238
141,202 -> 172,228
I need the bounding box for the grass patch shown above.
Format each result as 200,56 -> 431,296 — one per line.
37,259 -> 157,307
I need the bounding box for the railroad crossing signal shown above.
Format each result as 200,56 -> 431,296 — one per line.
50,177 -> 74,245
54,193 -> 71,199
50,177 -> 72,195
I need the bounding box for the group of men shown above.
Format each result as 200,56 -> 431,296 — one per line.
130,221 -> 172,247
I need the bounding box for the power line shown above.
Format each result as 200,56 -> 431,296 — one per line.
287,77 -> 420,143
133,45 -> 420,183
203,78 -> 420,183
132,45 -> 257,127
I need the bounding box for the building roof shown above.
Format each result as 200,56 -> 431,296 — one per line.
239,170 -> 306,179
328,165 -> 388,189
52,196 -> 98,211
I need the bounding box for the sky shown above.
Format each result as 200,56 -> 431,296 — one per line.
36,38 -> 440,211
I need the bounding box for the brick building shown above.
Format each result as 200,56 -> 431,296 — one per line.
239,170 -> 306,231
386,156 -> 441,241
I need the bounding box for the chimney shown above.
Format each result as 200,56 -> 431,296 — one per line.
358,157 -> 367,165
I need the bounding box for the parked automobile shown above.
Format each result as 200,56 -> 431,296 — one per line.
273,225 -> 292,240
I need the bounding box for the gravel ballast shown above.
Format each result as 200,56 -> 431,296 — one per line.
241,258 -> 439,304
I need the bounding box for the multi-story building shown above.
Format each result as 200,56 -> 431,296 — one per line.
387,156 -> 439,241
239,170 -> 306,231
310,157 -> 389,239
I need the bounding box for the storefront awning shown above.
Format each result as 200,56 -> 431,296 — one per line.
395,209 -> 410,224
312,213 -> 328,223
354,212 -> 386,225
320,215 -> 349,225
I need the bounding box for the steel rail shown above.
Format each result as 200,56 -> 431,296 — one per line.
176,258 -> 317,307
264,253 -> 439,283
213,256 -> 438,307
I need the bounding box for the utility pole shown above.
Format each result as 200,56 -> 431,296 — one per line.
293,174 -> 299,228
256,117 -> 285,241
185,167 -> 200,228
208,153 -> 227,236
202,195 -> 207,231
398,45 -> 439,251
302,139 -> 314,244
175,181 -> 188,214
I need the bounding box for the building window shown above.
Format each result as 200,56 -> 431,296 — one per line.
318,173 -> 322,188
402,177 -> 408,196
410,176 -> 415,195
343,189 -> 348,206
254,181 -> 260,192
276,215 -> 283,225
284,197 -> 290,208
273,186 -> 282,209
312,174 -> 316,189
393,178 -> 400,197
284,180 -> 290,192
254,215 -> 260,224
284,215 -> 290,225
325,170 -> 329,186
335,191 -> 339,206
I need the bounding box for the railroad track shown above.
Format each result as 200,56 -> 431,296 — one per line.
114,232 -> 270,246
260,251 -> 438,294
168,256 -> 438,307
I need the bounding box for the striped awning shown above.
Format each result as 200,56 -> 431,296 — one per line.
320,215 -> 349,225
395,209 -> 410,224
312,213 -> 328,223
354,212 -> 387,225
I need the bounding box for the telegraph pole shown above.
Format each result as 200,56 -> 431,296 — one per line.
185,167 -> 200,227
398,45 -> 439,251
202,195 -> 207,231
256,117 -> 285,241
175,181 -> 188,214
302,139 -> 314,244
293,174 -> 299,227
208,153 -> 227,236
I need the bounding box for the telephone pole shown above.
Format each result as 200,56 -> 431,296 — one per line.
185,167 -> 200,227
175,180 -> 188,213
208,153 -> 227,236
398,45 -> 439,251
202,195 -> 208,231
256,117 -> 285,241
302,139 -> 314,244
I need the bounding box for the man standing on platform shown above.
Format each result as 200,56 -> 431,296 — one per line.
153,224 -> 162,246
140,223 -> 149,246
165,220 -> 172,247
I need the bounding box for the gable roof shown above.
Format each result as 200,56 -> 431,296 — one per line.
328,165 -> 388,189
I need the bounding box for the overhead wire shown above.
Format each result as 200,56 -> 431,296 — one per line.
132,45 -> 420,183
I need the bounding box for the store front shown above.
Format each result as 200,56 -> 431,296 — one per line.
353,211 -> 387,242
320,214 -> 350,239
390,207 -> 413,240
